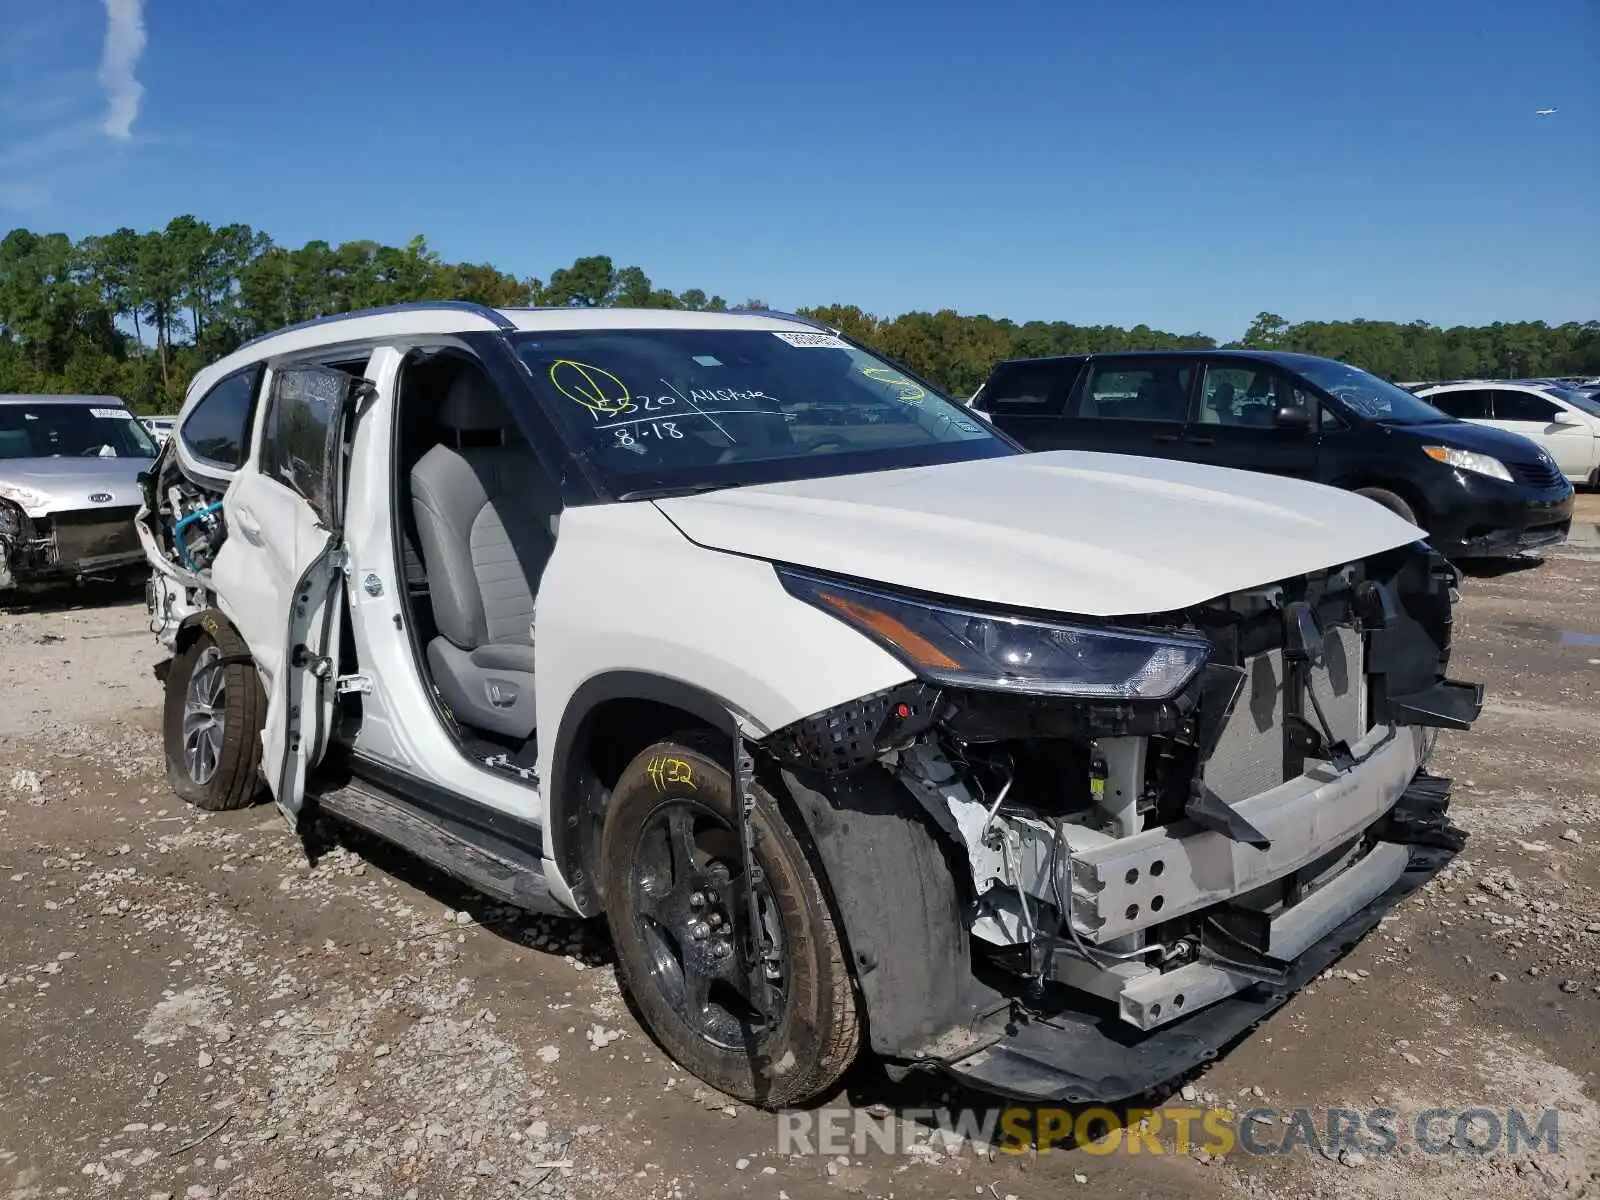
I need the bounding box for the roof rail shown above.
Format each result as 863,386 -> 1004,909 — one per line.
233,300 -> 516,354
731,307 -> 836,333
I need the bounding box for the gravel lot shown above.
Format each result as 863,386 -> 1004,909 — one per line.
3,496 -> 1599,1200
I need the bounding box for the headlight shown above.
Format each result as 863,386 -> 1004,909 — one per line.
1422,446 -> 1512,482
777,567 -> 1210,699
0,482 -> 51,510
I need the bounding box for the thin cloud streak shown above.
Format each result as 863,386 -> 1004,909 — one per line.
98,0 -> 147,140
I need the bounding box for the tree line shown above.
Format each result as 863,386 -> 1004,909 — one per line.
2,217 -> 1595,413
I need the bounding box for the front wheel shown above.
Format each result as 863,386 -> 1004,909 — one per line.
162,626 -> 266,811
599,736 -> 860,1108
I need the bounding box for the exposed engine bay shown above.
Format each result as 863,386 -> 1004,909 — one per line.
143,444 -> 227,571
763,540 -> 1479,1097
136,440 -> 227,640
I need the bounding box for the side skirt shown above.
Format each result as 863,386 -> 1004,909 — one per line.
311,756 -> 570,916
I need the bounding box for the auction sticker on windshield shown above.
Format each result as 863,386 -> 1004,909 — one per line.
90,408 -> 133,419
771,331 -> 850,349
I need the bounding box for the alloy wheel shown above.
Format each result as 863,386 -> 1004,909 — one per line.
182,646 -> 227,786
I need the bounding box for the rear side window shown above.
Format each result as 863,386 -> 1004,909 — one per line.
979,361 -> 1078,416
182,368 -> 260,468
1491,390 -> 1559,422
1072,361 -> 1193,422
1426,389 -> 1490,420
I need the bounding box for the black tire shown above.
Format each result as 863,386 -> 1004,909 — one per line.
162,625 -> 266,811
599,735 -> 860,1108
1353,486 -> 1419,525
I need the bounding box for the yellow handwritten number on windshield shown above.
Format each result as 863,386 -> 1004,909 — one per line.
549,359 -> 632,415
859,367 -> 925,404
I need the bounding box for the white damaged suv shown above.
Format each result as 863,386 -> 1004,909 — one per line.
137,303 -> 1481,1107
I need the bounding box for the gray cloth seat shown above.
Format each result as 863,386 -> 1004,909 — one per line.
1201,381 -> 1235,424
410,369 -> 559,740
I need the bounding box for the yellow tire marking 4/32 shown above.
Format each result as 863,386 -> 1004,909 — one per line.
647,756 -> 697,792
549,359 -> 633,415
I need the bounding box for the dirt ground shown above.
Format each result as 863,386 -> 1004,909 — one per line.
3,496 -> 1600,1200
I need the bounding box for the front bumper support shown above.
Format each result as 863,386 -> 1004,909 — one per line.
943,823 -> 1459,1104
1110,839 -> 1411,1031
1050,724 -> 1428,945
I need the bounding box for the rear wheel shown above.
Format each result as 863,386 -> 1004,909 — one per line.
599,735 -> 860,1108
1353,486 -> 1418,525
162,627 -> 266,811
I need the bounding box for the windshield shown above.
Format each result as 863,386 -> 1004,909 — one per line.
1293,360 -> 1452,424
0,402 -> 157,460
511,328 -> 1010,494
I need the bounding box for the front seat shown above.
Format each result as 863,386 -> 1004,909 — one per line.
1202,381 -> 1235,424
409,368 -> 558,741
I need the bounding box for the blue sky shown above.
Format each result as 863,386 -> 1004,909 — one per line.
1,0 -> 1594,340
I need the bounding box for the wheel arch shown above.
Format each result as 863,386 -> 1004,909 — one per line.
1332,474 -> 1431,525
548,671 -> 998,1066
173,607 -> 253,662
548,671 -> 741,916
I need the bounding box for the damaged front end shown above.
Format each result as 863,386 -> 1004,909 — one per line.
0,496 -> 144,592
764,542 -> 1479,1102
135,438 -> 229,646
0,498 -> 53,591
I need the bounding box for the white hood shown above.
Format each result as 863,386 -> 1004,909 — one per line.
654,450 -> 1425,617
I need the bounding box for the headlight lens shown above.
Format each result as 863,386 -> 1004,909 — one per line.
0,482 -> 51,509
777,567 -> 1210,699
1422,446 -> 1512,482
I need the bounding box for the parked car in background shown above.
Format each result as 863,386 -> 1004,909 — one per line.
972,351 -> 1575,561
0,393 -> 158,592
1412,381 -> 1600,487
142,416 -> 176,446
136,302 -> 1481,1109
